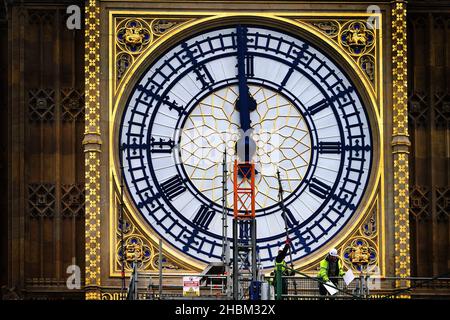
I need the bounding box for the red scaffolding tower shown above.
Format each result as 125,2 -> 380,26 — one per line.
232,160 -> 258,299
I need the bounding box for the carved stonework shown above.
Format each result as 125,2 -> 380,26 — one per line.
117,235 -> 153,269
28,89 -> 55,121
151,19 -> 187,36
27,10 -> 54,25
61,88 -> 85,122
117,53 -> 132,80
359,55 -> 375,82
61,184 -> 85,218
409,185 -> 430,221
1,286 -> 22,300
28,183 -> 56,218
434,92 -> 450,128
436,187 -> 450,222
152,254 -> 181,271
84,0 -> 102,301
408,91 -> 429,127
392,1 -> 411,291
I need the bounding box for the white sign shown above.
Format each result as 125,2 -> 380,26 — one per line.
343,269 -> 356,286
183,276 -> 201,297
324,281 -> 338,295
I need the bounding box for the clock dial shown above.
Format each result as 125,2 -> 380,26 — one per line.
119,25 -> 373,268
180,84 -> 312,210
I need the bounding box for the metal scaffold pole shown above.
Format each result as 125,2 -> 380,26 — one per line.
221,151 -> 232,299
232,218 -> 239,299
277,169 -> 297,296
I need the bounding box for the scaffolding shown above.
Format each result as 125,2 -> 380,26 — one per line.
232,160 -> 258,299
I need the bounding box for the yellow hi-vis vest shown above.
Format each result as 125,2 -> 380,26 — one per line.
275,260 -> 287,272
317,258 -> 345,282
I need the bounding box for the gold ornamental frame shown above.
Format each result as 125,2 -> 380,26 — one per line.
106,11 -> 386,280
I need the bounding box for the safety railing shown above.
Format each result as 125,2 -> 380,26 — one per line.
139,274 -> 229,300
272,265 -> 450,300
121,269 -> 450,300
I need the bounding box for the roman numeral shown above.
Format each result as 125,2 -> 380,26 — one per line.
193,205 -> 215,230
318,141 -> 342,154
307,86 -> 355,116
137,84 -> 186,115
150,137 -> 175,154
280,43 -> 308,88
181,42 -> 215,89
161,175 -> 186,200
282,207 -> 299,228
309,178 -> 331,199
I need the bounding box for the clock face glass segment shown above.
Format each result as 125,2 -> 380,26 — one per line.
180,84 -> 312,211
119,25 -> 373,268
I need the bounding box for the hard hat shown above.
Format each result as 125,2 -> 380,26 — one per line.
329,248 -> 339,257
278,246 -> 284,252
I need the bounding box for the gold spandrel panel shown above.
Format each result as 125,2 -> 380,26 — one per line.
299,18 -> 378,96
110,178 -> 200,276
113,17 -> 195,96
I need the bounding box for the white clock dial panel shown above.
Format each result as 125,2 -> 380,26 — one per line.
119,25 -> 373,268
180,85 -> 312,212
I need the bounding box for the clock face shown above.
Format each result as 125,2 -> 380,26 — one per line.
119,25 -> 373,269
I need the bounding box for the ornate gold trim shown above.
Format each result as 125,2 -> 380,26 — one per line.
302,19 -> 378,94
84,0 -> 102,300
107,11 -> 385,279
113,17 -> 194,95
391,0 -> 411,295
111,178 -> 200,274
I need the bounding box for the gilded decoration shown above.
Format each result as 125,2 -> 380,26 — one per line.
304,19 -> 377,91
84,0 -> 101,300
391,0 -> 411,292
117,19 -> 152,54
342,196 -> 380,274
108,12 -> 385,279
113,189 -> 188,274
113,17 -> 193,91
339,21 -> 375,56
343,238 -> 378,272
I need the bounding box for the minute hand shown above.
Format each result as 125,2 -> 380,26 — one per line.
236,26 -> 251,132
